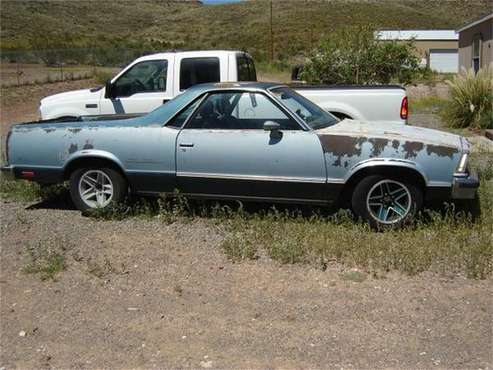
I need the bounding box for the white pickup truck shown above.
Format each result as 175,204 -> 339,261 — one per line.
39,50 -> 408,124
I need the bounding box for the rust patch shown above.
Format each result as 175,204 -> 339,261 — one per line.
391,139 -> 400,150
43,128 -> 56,133
368,138 -> 389,157
82,140 -> 94,150
402,141 -> 424,159
318,134 -> 367,166
68,143 -> 78,154
426,144 -> 458,159
68,128 -> 82,134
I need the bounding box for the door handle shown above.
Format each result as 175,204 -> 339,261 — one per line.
179,143 -> 194,148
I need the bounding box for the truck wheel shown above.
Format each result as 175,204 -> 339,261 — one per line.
351,175 -> 423,230
69,167 -> 127,211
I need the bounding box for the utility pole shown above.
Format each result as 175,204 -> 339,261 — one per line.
269,0 -> 274,62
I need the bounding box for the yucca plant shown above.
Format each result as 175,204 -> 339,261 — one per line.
441,64 -> 493,129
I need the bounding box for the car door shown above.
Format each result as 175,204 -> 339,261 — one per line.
175,91 -> 328,202
99,59 -> 173,115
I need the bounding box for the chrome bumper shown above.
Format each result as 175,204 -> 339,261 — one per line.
0,165 -> 14,180
451,171 -> 480,199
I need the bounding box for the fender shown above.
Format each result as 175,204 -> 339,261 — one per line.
63,149 -> 126,174
344,157 -> 431,186
42,107 -> 88,120
317,101 -> 363,120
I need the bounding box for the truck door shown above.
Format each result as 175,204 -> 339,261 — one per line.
99,58 -> 173,115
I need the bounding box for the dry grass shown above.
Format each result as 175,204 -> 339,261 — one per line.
441,65 -> 493,129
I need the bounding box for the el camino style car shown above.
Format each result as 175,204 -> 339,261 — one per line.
2,82 -> 479,228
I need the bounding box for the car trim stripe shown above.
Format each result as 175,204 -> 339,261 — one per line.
176,171 -> 331,184
427,181 -> 452,187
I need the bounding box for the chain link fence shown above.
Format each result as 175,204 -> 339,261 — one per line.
0,48 -> 162,87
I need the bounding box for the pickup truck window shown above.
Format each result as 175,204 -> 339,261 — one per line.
237,54 -> 257,81
113,60 -> 167,97
271,87 -> 339,130
186,92 -> 299,130
180,57 -> 220,91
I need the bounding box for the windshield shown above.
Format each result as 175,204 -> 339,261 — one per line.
270,87 -> 339,130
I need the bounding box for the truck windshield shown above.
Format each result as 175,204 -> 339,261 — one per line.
270,87 -> 339,130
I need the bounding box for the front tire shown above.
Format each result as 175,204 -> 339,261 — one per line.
69,167 -> 127,211
351,175 -> 423,229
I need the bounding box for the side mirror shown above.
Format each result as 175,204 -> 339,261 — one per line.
104,80 -> 114,99
263,121 -> 281,132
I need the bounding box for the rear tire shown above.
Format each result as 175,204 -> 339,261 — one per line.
69,167 -> 127,211
351,175 -> 423,230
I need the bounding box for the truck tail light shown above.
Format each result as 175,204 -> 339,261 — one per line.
400,97 -> 408,120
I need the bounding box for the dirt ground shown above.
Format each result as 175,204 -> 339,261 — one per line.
1,201 -> 492,369
0,79 -> 98,136
1,80 -> 492,369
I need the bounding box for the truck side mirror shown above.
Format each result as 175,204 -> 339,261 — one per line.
104,80 -> 115,99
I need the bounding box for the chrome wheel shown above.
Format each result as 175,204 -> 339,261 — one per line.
366,179 -> 411,225
78,170 -> 114,208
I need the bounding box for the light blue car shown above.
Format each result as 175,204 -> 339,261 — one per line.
1,82 -> 479,228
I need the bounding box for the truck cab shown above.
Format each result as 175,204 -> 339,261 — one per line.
39,50 -> 256,120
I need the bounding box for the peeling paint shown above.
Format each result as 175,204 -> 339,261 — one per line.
318,135 -> 366,166
426,144 -> 458,159
402,141 -> 424,159
368,137 -> 389,157
68,143 -> 78,154
43,128 -> 56,133
82,140 -> 94,150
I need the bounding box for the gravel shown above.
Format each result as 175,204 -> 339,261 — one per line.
1,200 -> 492,369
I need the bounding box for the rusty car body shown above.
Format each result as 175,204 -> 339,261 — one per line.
1,82 -> 479,228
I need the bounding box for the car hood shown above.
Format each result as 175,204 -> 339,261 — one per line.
40,87 -> 102,106
321,119 -> 463,150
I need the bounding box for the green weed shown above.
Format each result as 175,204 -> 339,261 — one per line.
441,65 -> 493,129
23,238 -> 70,281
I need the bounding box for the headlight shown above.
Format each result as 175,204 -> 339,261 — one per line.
456,153 -> 469,174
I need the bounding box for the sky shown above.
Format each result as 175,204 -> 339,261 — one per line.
201,0 -> 244,4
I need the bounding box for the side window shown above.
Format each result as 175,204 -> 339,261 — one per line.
237,55 -> 257,81
180,57 -> 220,91
185,92 -> 299,130
472,34 -> 482,73
246,56 -> 257,81
167,98 -> 202,129
113,60 -> 167,98
237,56 -> 250,81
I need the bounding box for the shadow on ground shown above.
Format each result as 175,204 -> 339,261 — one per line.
25,187 -> 484,224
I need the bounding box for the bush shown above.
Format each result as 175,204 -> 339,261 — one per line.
441,65 -> 493,129
300,25 -> 420,85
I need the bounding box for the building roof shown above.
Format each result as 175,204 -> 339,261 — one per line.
376,30 -> 458,41
456,13 -> 493,33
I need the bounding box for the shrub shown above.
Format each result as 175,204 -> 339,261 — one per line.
441,65 -> 493,129
300,25 -> 420,85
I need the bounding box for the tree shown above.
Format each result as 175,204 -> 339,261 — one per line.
300,25 -> 420,85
